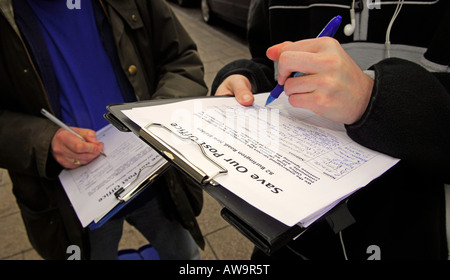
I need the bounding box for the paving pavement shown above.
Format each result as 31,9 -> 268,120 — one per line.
0,2 -> 254,260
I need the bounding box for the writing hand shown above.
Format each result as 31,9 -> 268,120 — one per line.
51,127 -> 104,169
215,74 -> 254,106
267,37 -> 374,124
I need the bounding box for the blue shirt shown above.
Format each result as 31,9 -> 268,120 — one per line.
27,0 -> 125,131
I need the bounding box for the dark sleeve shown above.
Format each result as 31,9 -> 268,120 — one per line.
0,110 -> 62,178
211,0 -> 274,95
247,0 -> 271,61
345,58 -> 450,182
211,58 -> 275,96
149,0 -> 208,99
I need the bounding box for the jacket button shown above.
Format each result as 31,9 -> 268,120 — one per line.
128,65 -> 137,76
131,14 -> 138,22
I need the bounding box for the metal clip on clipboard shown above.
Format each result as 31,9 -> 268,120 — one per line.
114,157 -> 167,202
140,123 -> 228,186
93,156 -> 169,226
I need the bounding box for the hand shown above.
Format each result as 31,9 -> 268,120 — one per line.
267,38 -> 374,124
51,127 -> 104,169
215,74 -> 254,106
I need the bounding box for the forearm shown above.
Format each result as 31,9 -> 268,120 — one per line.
0,110 -> 61,178
346,58 -> 450,181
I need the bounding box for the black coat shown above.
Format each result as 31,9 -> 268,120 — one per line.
0,0 -> 207,259
212,0 -> 450,259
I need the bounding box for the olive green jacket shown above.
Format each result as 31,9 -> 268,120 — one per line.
0,0 -> 207,259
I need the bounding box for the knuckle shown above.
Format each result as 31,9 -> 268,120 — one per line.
52,145 -> 63,156
74,142 -> 85,152
323,54 -> 341,71
278,52 -> 289,65
279,41 -> 293,53
313,92 -> 331,111
316,75 -> 335,90
320,36 -> 339,47
283,80 -> 292,93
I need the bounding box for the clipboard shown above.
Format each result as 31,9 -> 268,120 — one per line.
88,158 -> 171,230
104,97 -> 305,255
102,93 -> 400,255
58,123 -> 171,231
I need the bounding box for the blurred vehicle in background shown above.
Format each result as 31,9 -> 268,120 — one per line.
201,0 -> 251,28
168,0 -> 199,7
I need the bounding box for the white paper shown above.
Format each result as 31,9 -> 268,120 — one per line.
59,124 -> 167,227
123,93 -> 399,227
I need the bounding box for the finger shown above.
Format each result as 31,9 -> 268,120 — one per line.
72,127 -> 100,144
277,37 -> 337,55
54,136 -> 103,158
288,86 -> 344,121
56,144 -> 102,163
58,157 -> 81,169
70,127 -> 105,156
288,91 -> 323,115
53,151 -> 92,169
266,41 -> 293,61
267,38 -> 328,62
215,82 -> 235,96
63,157 -> 85,169
232,83 -> 254,106
283,74 -> 319,96
216,75 -> 254,106
277,52 -> 327,84
52,129 -> 102,169
62,153 -> 100,169
58,131 -> 103,155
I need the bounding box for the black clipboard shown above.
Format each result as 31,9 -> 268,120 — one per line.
88,156 -> 170,230
104,97 -> 305,255
58,123 -> 172,231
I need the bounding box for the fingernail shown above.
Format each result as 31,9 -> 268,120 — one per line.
242,94 -> 252,103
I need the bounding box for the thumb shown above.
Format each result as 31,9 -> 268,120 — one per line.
216,75 -> 254,106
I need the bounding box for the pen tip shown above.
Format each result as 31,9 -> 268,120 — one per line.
265,96 -> 275,106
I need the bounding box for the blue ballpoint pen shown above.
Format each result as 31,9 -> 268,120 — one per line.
265,15 -> 343,106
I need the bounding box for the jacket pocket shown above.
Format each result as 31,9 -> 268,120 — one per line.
17,201 -> 70,260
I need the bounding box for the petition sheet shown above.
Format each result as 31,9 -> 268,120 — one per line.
123,93 -> 399,227
59,124 -> 166,227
